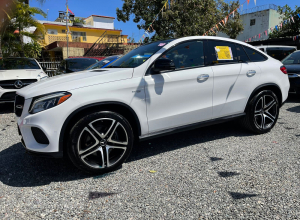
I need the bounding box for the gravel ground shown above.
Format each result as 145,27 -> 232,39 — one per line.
0,95 -> 299,219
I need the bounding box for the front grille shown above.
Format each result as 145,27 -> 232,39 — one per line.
0,92 -> 16,101
15,95 -> 25,117
0,79 -> 37,89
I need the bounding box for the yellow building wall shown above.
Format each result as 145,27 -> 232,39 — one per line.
41,24 -> 127,46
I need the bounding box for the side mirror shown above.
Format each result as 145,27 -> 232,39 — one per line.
42,66 -> 47,72
152,58 -> 175,74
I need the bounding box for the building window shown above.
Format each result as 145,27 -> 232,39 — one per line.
71,31 -> 87,41
47,29 -> 58,35
62,30 -> 66,33
250,19 -> 255,26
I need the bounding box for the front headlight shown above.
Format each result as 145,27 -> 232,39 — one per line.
29,92 -> 72,114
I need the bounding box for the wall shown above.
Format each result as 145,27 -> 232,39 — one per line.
62,47 -> 84,59
217,9 -> 282,42
42,24 -> 127,45
93,17 -> 114,30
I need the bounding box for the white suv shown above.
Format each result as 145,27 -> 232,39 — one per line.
0,58 -> 48,103
15,37 -> 289,174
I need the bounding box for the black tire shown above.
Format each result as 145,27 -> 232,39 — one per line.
67,111 -> 134,174
241,90 -> 279,134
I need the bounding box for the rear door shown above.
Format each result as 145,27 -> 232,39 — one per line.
225,44 -> 263,113
207,40 -> 242,118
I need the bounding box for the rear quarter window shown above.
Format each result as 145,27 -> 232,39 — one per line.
243,46 -> 268,62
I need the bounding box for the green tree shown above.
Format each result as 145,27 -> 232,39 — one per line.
269,5 -> 300,39
1,0 -> 46,57
73,17 -> 86,24
116,0 -> 244,41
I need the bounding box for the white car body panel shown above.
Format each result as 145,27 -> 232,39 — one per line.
14,36 -> 290,155
145,66 -> 214,133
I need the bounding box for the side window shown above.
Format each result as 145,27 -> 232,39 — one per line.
259,48 -> 264,52
162,41 -> 204,70
208,40 -> 238,65
243,46 -> 267,62
236,44 -> 250,62
266,47 -> 296,61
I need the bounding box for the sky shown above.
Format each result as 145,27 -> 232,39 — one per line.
29,0 -> 298,41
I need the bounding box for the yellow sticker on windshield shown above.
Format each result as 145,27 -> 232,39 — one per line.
215,46 -> 233,60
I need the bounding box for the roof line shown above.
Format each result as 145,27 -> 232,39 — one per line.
42,23 -> 122,32
84,15 -> 115,20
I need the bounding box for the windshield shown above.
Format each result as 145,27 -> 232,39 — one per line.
0,58 -> 40,70
106,39 -> 174,68
266,47 -> 296,61
65,59 -> 98,70
86,56 -> 120,70
282,51 -> 300,65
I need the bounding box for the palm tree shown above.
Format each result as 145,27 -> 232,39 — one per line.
1,0 -> 46,57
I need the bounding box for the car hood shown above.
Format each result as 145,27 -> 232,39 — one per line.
17,68 -> 134,99
0,69 -> 44,80
285,64 -> 300,73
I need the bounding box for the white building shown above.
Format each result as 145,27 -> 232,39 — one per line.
217,4 -> 282,42
84,15 -> 115,30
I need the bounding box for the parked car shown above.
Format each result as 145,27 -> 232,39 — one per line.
15,36 -> 289,174
55,58 -> 99,75
256,45 -> 296,61
85,55 -> 122,70
0,57 -> 48,103
281,50 -> 300,94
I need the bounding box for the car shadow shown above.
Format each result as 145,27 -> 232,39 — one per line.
0,143 -> 90,187
0,120 -> 253,187
0,103 -> 14,114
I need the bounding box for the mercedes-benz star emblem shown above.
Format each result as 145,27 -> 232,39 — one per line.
14,80 -> 23,89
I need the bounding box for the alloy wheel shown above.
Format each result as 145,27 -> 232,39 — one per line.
254,95 -> 278,130
77,118 -> 128,169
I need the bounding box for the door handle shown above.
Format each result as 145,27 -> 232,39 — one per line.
246,70 -> 256,77
197,74 -> 209,82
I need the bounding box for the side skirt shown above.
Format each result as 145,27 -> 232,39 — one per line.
139,113 -> 246,141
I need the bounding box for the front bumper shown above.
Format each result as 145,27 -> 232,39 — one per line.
16,95 -> 79,158
288,74 -> 300,93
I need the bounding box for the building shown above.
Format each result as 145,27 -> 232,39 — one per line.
36,14 -> 128,60
217,4 -> 282,42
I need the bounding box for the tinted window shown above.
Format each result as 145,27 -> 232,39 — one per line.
66,59 -> 98,70
266,47 -> 296,61
161,41 -> 204,70
243,46 -> 267,62
208,40 -> 238,65
0,58 -> 40,70
87,56 -> 120,70
236,44 -> 250,62
107,39 -> 174,68
259,48 -> 264,52
282,51 -> 300,64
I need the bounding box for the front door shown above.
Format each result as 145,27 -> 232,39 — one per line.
144,40 -> 214,133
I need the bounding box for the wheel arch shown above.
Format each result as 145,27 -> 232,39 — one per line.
245,83 -> 283,112
59,101 -> 142,156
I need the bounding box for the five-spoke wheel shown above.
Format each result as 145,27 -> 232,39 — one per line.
242,90 -> 279,134
68,111 -> 134,174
